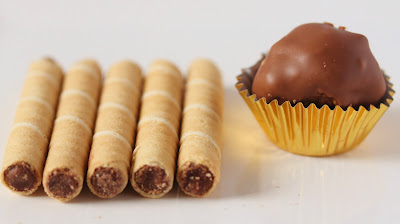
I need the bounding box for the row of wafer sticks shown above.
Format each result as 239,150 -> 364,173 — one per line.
0,58 -> 223,202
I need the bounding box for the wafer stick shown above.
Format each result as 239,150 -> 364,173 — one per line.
87,61 -> 142,198
0,58 -> 63,195
43,59 -> 101,202
130,60 -> 183,198
177,59 -> 223,197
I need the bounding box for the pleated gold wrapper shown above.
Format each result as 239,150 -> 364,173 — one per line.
235,57 -> 395,156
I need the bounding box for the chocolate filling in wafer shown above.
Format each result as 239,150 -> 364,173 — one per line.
179,163 -> 214,196
134,165 -> 169,195
3,162 -> 37,192
90,167 -> 124,198
47,168 -> 79,199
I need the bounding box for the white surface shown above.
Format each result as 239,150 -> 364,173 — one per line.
0,1 -> 399,224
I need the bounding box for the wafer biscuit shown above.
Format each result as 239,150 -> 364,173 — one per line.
130,60 -> 183,198
87,61 -> 142,198
0,58 -> 63,195
177,59 -> 223,197
43,59 -> 101,202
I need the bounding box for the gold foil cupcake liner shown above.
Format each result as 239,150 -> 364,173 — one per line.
235,56 -> 395,156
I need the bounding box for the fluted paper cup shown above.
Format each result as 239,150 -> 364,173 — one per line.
235,56 -> 395,156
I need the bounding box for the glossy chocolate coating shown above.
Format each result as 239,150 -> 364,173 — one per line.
252,23 -> 386,108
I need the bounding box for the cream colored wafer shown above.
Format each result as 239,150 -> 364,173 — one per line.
42,59 -> 101,202
87,61 -> 142,198
177,59 -> 223,197
0,58 -> 63,195
130,60 -> 183,198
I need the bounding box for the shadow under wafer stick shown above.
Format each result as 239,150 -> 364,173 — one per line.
0,58 -> 63,195
130,60 -> 183,198
87,61 -> 142,198
43,60 -> 102,202
177,59 -> 224,197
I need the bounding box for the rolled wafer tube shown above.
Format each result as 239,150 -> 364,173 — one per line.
0,58 -> 63,195
177,59 -> 223,197
130,60 -> 183,198
87,61 -> 142,198
43,59 -> 101,202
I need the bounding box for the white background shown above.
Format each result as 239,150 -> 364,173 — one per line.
0,1 -> 399,224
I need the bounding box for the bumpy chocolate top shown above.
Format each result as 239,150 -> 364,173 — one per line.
252,23 -> 386,108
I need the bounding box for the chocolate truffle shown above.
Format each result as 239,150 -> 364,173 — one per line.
252,23 -> 386,108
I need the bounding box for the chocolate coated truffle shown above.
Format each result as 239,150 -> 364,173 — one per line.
252,23 -> 386,108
